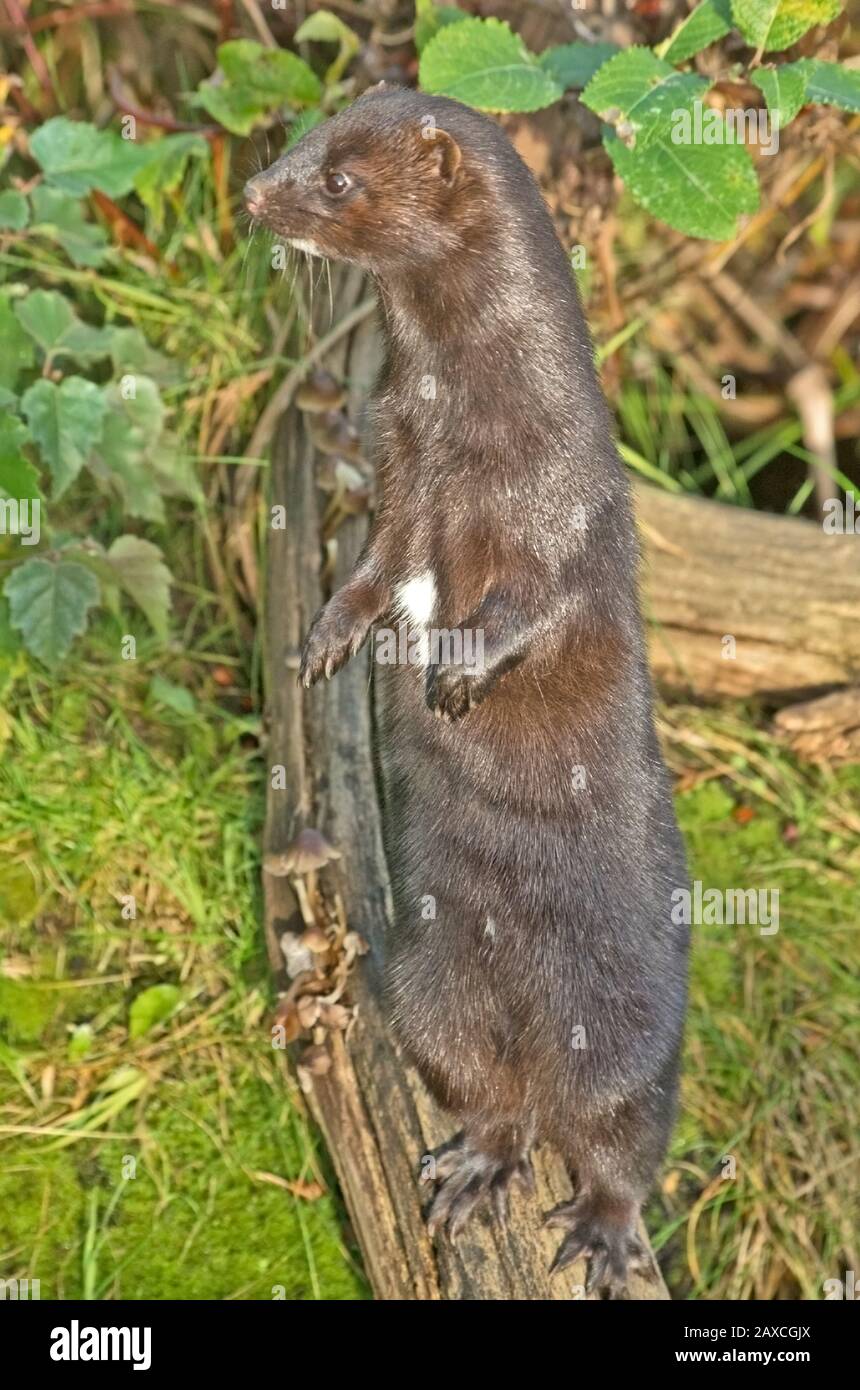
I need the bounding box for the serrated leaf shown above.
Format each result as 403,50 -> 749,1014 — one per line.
0,415 -> 41,502
14,289 -> 116,364
730,0 -> 841,53
295,10 -> 360,84
606,129 -> 759,239
750,64 -> 807,127
195,39 -> 322,135
30,185 -> 109,267
659,0 -> 734,64
30,117 -> 151,197
108,326 -> 178,384
89,378 -> 167,521
0,189 -> 29,230
414,0 -> 467,54
106,535 -> 172,637
786,58 -> 860,112
0,294 -> 36,391
537,42 -> 620,90
3,558 -> 99,667
581,47 -> 710,148
419,17 -> 563,113
20,377 -> 107,497
132,133 -> 208,224
129,983 -> 181,1039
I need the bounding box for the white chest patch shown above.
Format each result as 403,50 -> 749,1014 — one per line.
395,571 -> 437,667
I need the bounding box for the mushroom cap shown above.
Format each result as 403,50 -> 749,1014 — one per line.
296,368 -> 347,414
267,827 -> 341,876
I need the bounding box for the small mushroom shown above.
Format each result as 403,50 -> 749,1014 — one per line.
266,828 -> 341,927
266,827 -> 341,877
300,923 -> 331,955
296,367 -> 347,414
310,409 -> 364,463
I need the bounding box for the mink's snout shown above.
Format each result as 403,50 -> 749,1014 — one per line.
243,176 -> 267,216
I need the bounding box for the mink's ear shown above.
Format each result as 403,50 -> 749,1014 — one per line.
419,127 -> 462,186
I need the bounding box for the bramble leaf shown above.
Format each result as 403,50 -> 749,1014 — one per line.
4,558 -> 100,667
420,17 -> 563,113
20,377 -> 107,497
581,47 -> 710,148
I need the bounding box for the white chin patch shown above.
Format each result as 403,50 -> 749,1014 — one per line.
288,237 -> 324,257
395,571 -> 437,668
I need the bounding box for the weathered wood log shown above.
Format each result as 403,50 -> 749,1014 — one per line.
636,485 -> 860,700
263,275 -> 668,1300
773,686 -> 860,762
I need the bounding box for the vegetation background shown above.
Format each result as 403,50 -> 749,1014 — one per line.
0,0 -> 857,1301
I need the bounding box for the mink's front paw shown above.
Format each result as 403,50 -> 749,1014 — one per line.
426,664 -> 495,723
299,599 -> 372,689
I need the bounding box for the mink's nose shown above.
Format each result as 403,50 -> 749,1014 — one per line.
244,177 -> 266,216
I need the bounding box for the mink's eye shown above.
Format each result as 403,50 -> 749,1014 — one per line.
324,171 -> 352,197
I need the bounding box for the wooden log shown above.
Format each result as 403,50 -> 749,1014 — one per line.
263,279 -> 668,1301
636,484 -> 860,700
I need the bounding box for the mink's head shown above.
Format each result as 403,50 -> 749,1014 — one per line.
244,86 -> 496,277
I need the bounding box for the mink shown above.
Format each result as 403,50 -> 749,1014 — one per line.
246,85 -> 689,1297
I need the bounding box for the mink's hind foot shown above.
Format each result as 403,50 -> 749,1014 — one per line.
544,1194 -> 657,1299
422,1131 -> 534,1238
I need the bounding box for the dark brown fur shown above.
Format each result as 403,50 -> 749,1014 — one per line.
247,86 -> 689,1296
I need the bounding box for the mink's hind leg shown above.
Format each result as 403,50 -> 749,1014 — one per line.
422,1121 -> 534,1239
545,1091 -> 673,1297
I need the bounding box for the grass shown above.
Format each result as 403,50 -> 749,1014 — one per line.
650,706 -> 859,1299
0,625 -> 367,1301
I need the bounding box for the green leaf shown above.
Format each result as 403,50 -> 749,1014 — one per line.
20,377 -> 107,497
0,294 -> 36,391
149,674 -> 196,717
295,11 -> 360,84
414,0 -> 467,54
30,117 -> 151,197
3,558 -> 100,667
30,185 -> 109,267
606,130 -> 759,239
108,326 -> 178,384
419,17 -> 563,113
658,0 -> 734,64
14,289 -> 116,365
730,0 -> 841,54
0,416 -> 41,502
0,189 -> 29,230
89,378 -> 167,521
129,983 -> 181,1039
581,47 -> 710,148
195,39 -> 322,135
132,133 -> 208,224
786,58 -> 860,112
105,535 -> 172,637
537,42 -> 620,91
750,64 -> 808,127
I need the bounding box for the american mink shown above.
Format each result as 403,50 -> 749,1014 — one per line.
246,85 -> 689,1296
